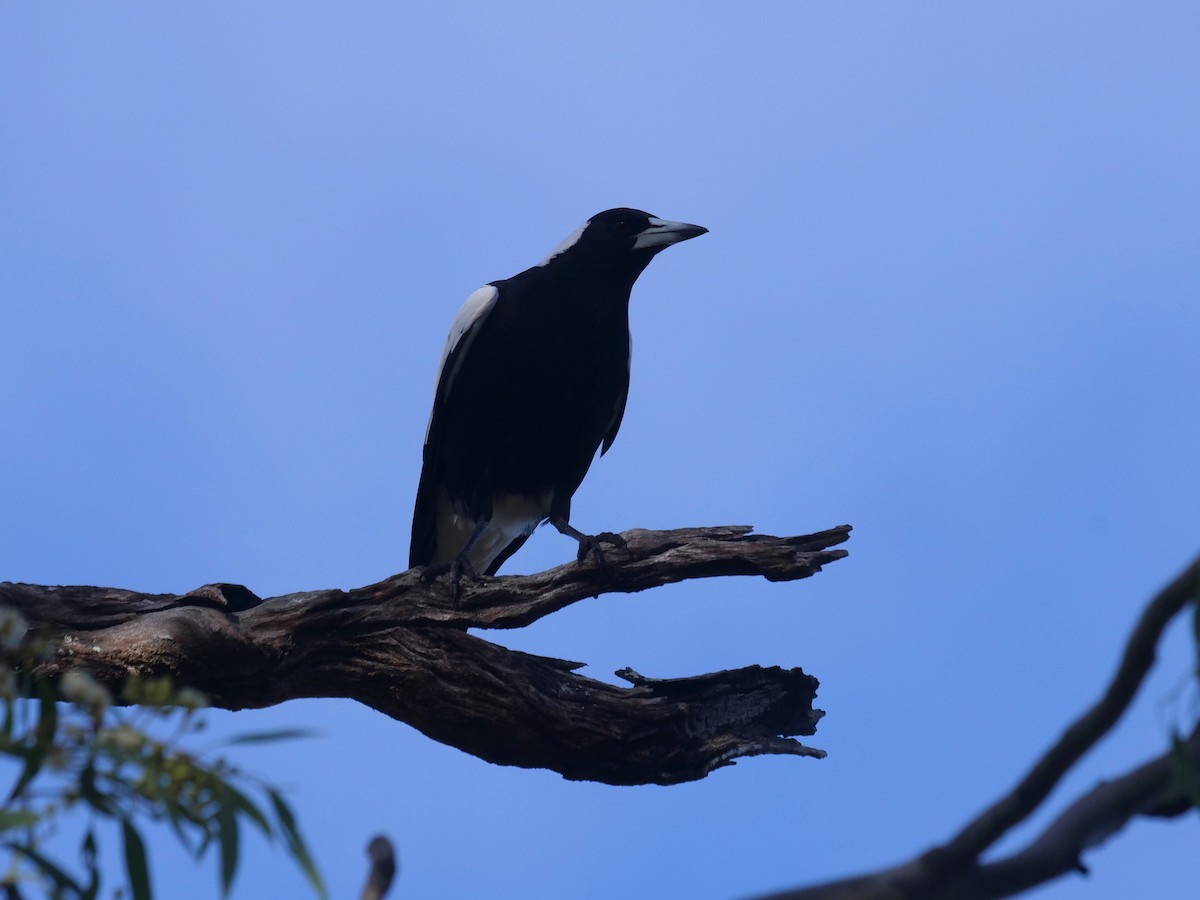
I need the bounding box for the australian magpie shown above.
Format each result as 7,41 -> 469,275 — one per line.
409,207 -> 707,583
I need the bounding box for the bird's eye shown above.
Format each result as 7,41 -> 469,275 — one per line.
612,219 -> 634,236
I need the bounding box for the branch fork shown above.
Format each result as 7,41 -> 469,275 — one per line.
1,524 -> 850,786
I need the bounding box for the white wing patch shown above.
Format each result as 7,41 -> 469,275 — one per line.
535,219 -> 588,267
438,284 -> 499,380
426,284 -> 499,440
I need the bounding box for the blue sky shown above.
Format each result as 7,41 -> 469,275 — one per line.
3,3 -> 1199,898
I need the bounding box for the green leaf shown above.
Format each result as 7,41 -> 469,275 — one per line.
220,783 -> 273,839
7,680 -> 58,802
81,829 -> 100,900
121,818 -> 152,900
1170,733 -> 1200,811
1192,598 -> 1200,678
82,828 -> 97,863
220,728 -> 317,747
1,694 -> 14,741
123,675 -> 175,708
0,809 -> 40,832
79,761 -> 115,816
195,828 -> 214,861
267,789 -> 327,900
216,795 -> 240,895
163,795 -> 198,856
6,841 -> 84,895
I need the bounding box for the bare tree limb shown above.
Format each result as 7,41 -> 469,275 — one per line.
752,551 -> 1200,900
360,835 -> 397,900
0,524 -> 848,786
354,524 -> 851,629
936,725 -> 1200,900
909,551 -> 1200,886
755,726 -> 1200,900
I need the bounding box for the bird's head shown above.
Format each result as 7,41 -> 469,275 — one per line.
538,208 -> 707,271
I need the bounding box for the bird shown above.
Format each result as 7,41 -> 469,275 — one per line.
408,208 -> 707,587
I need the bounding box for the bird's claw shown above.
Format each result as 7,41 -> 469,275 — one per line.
575,531 -> 628,569
420,556 -> 477,603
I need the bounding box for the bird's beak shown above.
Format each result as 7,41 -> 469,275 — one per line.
632,217 -> 709,251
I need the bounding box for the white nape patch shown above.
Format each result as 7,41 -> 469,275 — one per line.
535,219 -> 589,267
426,284 -> 499,440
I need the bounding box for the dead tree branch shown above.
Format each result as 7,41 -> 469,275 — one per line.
360,835 -> 397,900
754,727 -> 1200,900
752,550 -> 1200,900
0,524 -> 849,787
935,724 -> 1200,900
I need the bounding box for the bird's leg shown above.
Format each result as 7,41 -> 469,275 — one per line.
420,515 -> 490,603
445,555 -> 477,604
456,514 -> 490,565
550,518 -> 628,568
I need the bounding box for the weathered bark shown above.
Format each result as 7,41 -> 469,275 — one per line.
1,524 -> 849,786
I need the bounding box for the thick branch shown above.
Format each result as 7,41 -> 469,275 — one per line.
0,524 -> 848,786
752,550 -> 1200,900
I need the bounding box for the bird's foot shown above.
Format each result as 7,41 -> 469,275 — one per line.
574,531 -> 628,569
420,555 -> 478,603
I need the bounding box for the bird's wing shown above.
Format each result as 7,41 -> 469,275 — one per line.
425,284 -> 501,441
409,284 -> 500,568
599,332 -> 632,456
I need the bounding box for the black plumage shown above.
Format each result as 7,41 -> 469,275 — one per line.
409,208 -> 707,577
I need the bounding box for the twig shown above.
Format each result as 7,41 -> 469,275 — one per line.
360,835 -> 397,900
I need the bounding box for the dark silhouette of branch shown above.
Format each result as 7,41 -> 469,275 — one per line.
753,551 -> 1200,900
360,835 -> 397,900
754,727 -> 1200,900
0,524 -> 849,787
936,724 -> 1200,900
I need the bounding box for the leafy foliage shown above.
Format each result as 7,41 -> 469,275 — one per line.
0,607 -> 326,899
